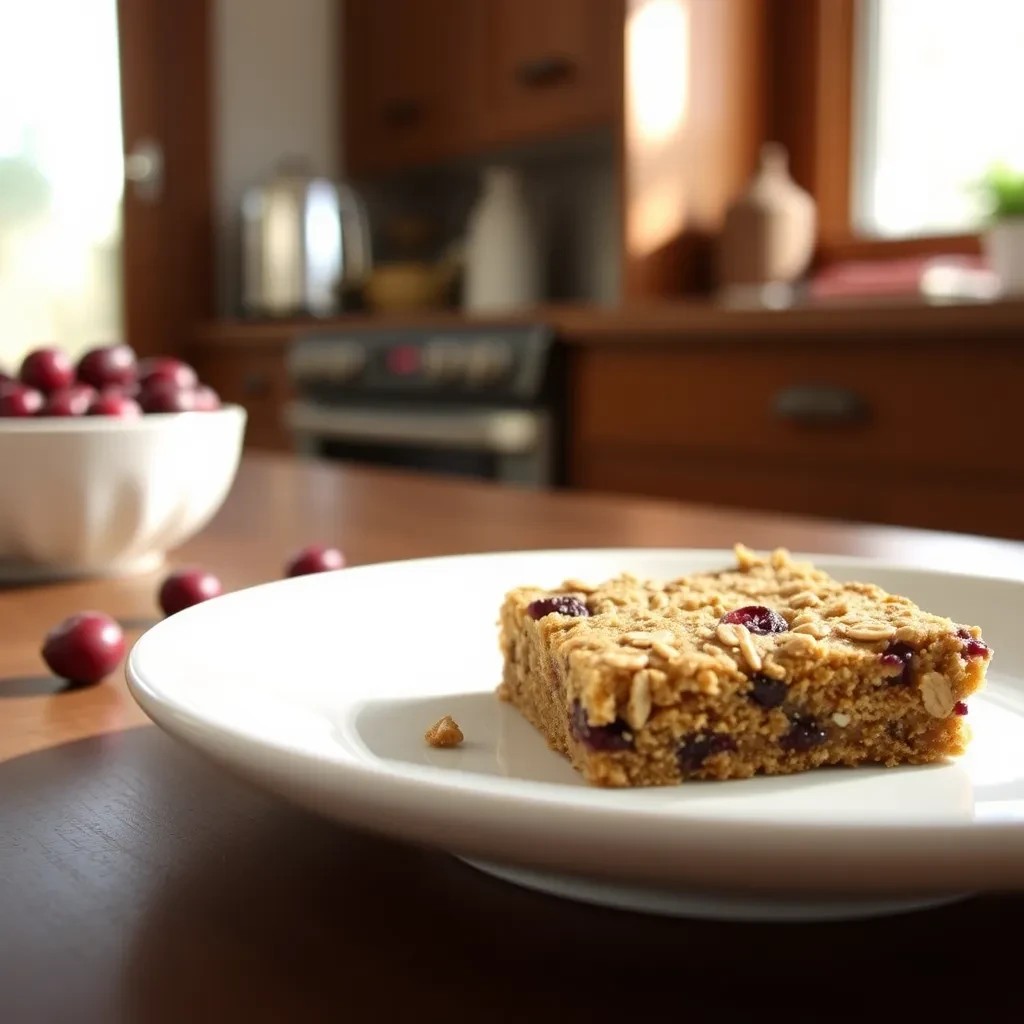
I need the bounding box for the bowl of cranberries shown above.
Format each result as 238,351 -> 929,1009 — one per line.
0,343 -> 246,579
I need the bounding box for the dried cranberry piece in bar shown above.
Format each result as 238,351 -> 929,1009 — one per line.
720,605 -> 788,636
527,595 -> 589,620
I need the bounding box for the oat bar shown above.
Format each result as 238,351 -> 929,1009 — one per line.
497,545 -> 992,787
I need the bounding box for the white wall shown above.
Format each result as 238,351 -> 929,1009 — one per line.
214,0 -> 339,315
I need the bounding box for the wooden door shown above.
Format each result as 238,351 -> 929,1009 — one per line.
117,0 -> 212,358
477,0 -> 621,146
343,0 -> 478,176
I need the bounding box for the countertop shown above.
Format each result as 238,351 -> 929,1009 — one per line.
191,295 -> 1024,349
3,453 -> 1023,1020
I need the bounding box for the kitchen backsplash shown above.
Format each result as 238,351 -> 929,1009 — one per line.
357,133 -> 621,310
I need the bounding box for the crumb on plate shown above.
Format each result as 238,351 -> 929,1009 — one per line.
425,715 -> 464,748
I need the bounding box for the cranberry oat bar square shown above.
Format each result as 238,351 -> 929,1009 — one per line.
497,545 -> 992,787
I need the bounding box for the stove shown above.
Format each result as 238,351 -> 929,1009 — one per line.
285,324 -> 561,486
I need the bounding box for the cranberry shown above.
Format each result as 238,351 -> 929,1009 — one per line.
880,641 -> 914,684
720,605 -> 788,635
0,383 -> 44,417
139,379 -> 195,413
41,611 -> 125,685
76,343 -> 137,389
284,544 -> 346,577
43,383 -> 96,417
748,674 -> 788,709
88,390 -> 142,418
678,733 -> 737,773
781,715 -> 827,752
527,595 -> 589,620
19,346 -> 74,393
956,627 -> 990,660
138,357 -> 198,390
954,701 -> 969,716
570,701 -> 633,752
158,568 -> 224,616
190,384 -> 221,411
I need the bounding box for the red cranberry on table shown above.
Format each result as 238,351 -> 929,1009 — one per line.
159,568 -> 224,616
43,383 -> 96,417
41,611 -> 126,685
76,343 -> 137,389
138,357 -> 199,391
19,346 -> 75,394
0,383 -> 44,417
284,544 -> 346,577
88,390 -> 143,418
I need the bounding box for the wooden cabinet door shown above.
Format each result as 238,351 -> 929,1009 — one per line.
343,0 -> 477,175
477,0 -> 620,146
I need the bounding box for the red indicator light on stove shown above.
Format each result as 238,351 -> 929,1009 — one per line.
386,345 -> 420,376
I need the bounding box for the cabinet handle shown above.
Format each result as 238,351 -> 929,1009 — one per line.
381,99 -> 422,128
772,385 -> 869,426
516,55 -> 576,87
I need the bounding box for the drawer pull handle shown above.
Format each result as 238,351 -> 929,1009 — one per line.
772,386 -> 868,426
516,55 -> 576,87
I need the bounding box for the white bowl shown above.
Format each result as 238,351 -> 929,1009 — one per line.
0,405 -> 247,580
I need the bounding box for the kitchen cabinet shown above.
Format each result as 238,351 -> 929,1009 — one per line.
343,0 -> 479,176
566,336 -> 1024,540
475,0 -> 620,147
189,342 -> 293,453
341,0 -> 621,175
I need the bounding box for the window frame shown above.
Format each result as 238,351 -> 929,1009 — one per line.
767,0 -> 980,264
117,0 -> 213,358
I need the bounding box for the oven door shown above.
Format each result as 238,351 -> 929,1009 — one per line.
285,401 -> 553,486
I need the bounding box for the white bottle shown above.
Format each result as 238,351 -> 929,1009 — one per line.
463,166 -> 542,313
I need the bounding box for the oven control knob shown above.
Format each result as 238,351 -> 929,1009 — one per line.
423,342 -> 466,382
466,341 -> 513,386
326,342 -> 367,382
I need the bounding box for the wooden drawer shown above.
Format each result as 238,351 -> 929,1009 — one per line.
572,342 -> 1024,475
190,347 -> 293,452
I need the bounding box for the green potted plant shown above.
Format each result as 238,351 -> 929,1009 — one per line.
978,164 -> 1024,295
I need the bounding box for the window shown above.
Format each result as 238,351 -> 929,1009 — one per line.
0,0 -> 123,366
853,0 -> 1024,239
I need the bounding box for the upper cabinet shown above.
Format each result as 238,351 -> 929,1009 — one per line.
342,0 -> 479,176
475,0 -> 620,148
342,0 -> 622,177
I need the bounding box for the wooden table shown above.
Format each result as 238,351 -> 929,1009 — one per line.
3,453 -> 1023,1021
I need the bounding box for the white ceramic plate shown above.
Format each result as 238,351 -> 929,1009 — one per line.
127,549 -> 1024,921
